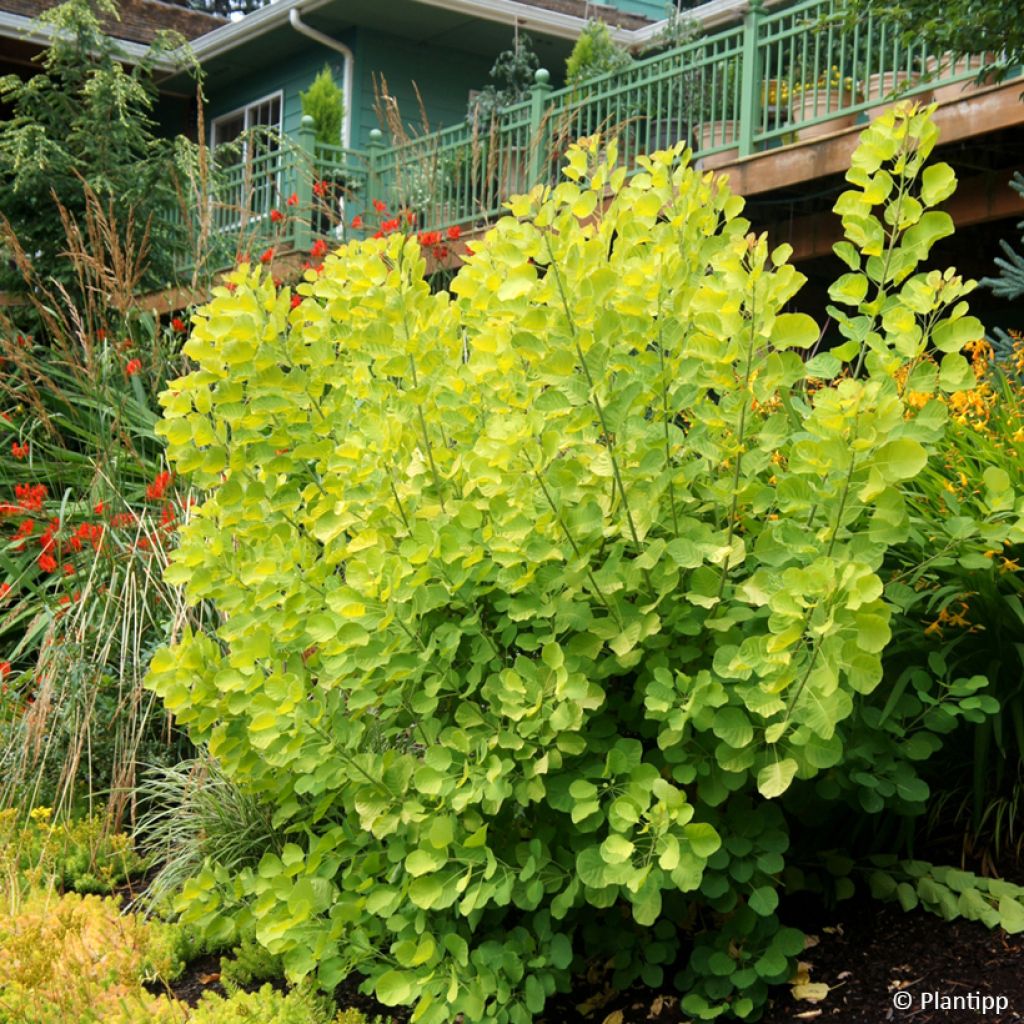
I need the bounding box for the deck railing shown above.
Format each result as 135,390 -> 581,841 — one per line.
170,0 -> 1020,275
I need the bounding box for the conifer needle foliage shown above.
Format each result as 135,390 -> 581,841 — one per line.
147,106 -> 1017,1022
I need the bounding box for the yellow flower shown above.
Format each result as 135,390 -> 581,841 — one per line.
29,806 -> 52,823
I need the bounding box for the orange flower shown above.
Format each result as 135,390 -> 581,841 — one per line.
11,442 -> 28,460
125,358 -> 142,377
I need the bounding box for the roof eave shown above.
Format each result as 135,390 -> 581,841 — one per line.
0,8 -> 182,70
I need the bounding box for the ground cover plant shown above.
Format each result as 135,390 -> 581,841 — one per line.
145,102 -> 1024,1022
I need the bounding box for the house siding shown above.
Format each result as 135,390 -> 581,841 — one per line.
205,28 -> 494,152
351,31 -> 494,147
207,45 -> 352,144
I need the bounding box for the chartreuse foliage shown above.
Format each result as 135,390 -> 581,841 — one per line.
148,104 -> 1013,1022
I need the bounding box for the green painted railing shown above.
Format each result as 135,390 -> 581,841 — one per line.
170,0 -> 1020,276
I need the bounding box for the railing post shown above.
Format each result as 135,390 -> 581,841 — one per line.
529,68 -> 552,185
294,114 -> 316,253
366,127 -> 384,214
738,0 -> 765,158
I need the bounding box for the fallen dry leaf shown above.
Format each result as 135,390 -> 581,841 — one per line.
792,982 -> 831,1003
198,971 -> 220,984
601,1012 -> 624,1024
795,1011 -> 823,1020
577,987 -> 615,1017
648,994 -> 677,1018
803,934 -> 820,949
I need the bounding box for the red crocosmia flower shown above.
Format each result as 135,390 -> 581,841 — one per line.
171,317 -> 186,333
97,329 -> 107,341
147,471 -> 174,501
59,594 -> 71,606
226,282 -> 238,293
15,483 -> 46,512
313,180 -> 329,197
260,248 -> 274,264
291,294 -> 303,310
0,661 -> 9,679
37,553 -> 57,573
160,502 -> 177,529
125,358 -> 142,377
94,501 -> 104,515
74,522 -> 103,550
63,563 -> 74,576
373,230 -> 384,239
310,239 -> 329,260
270,209 -> 285,224
286,193 -> 298,207
465,244 -> 475,256
372,198 -> 387,213
273,277 -> 284,288
11,442 -> 29,460
0,583 -> 11,602
16,334 -> 28,348
1,412 -> 10,422
447,225 -> 461,241
351,215 -> 364,230
405,211 -> 417,226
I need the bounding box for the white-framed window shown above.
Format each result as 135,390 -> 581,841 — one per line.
210,91 -> 284,227
210,91 -> 283,152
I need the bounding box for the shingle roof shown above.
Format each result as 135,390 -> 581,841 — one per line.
0,0 -> 225,44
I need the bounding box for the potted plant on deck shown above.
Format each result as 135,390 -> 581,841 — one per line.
693,58 -> 741,168
791,65 -> 862,141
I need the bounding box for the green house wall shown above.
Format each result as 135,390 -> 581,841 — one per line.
206,28 -> 493,150
350,32 -> 494,147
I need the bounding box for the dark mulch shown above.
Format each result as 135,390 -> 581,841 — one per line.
757,901 -> 1024,1024
150,952 -> 229,1006
157,886 -> 1024,1023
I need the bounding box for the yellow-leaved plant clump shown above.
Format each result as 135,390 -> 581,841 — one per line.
148,104 -> 1020,1023
0,888 -> 187,1024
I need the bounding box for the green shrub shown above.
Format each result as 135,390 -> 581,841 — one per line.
300,65 -> 345,147
189,984 -> 333,1024
220,935 -> 285,993
148,106 -> 1010,1022
0,0 -> 199,295
0,807 -> 146,895
565,20 -> 633,86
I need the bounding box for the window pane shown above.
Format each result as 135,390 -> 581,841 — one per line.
213,113 -> 244,147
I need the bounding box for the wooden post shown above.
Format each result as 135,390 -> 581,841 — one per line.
529,68 -> 552,185
294,114 -> 316,253
738,0 -> 765,158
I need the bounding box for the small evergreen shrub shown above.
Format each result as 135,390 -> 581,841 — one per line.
300,65 -> 345,147
220,935 -> 285,993
0,889 -> 185,1024
189,983 -> 333,1024
149,106 -> 1013,1022
565,21 -> 633,85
